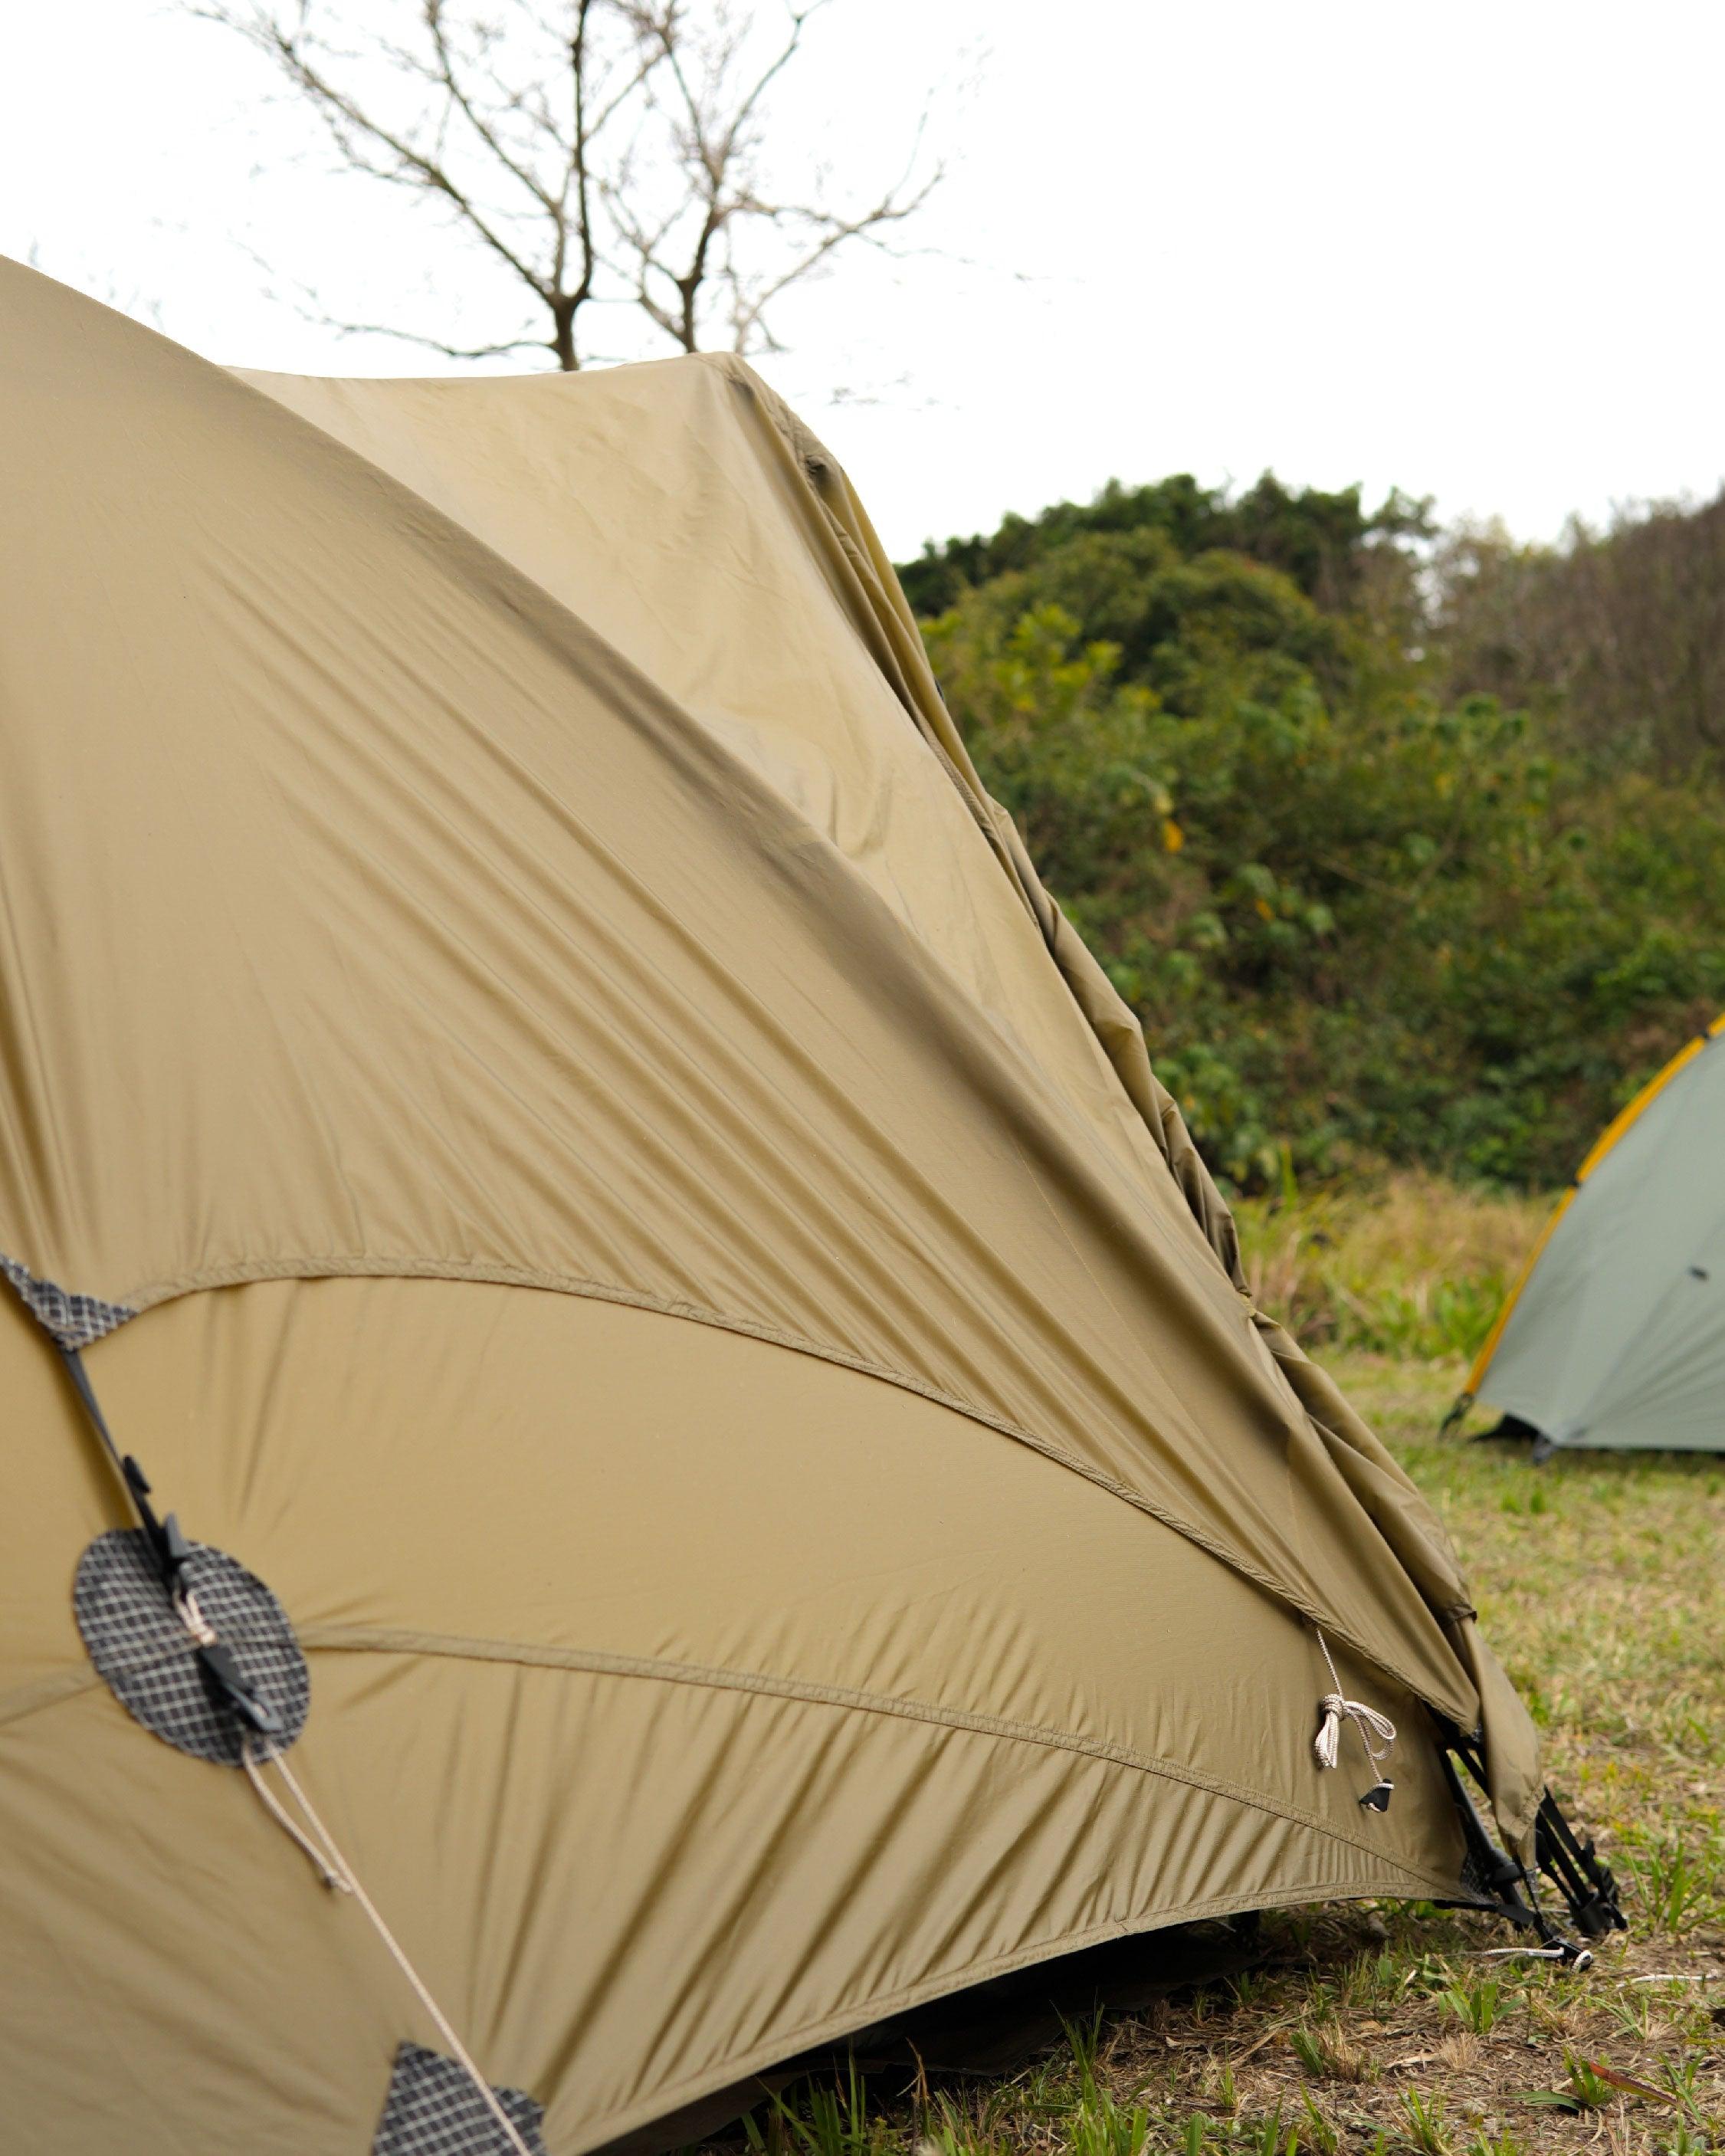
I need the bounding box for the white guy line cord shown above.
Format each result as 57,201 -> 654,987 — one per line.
1313,1629 -> 1397,1779
241,1738 -> 535,2156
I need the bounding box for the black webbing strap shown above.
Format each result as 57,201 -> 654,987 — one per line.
57,1344 -> 283,1740
58,1344 -> 188,1582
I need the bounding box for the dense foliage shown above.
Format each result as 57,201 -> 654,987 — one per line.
904,481 -> 1725,1191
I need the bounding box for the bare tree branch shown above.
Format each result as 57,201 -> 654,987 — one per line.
225,229 -> 546,359
419,2 -> 559,216
196,3 -> 554,301
192,0 -> 943,370
725,159 -> 941,353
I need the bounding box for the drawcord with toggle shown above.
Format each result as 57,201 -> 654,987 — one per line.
1313,1629 -> 1397,1811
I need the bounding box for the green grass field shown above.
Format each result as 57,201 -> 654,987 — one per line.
731,1185 -> 1725,2156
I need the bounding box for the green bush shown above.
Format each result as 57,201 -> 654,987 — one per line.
912,482 -> 1725,1193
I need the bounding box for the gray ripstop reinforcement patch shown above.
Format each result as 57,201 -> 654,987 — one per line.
73,1530 -> 309,1764
373,2043 -> 547,2156
0,1253 -> 136,1350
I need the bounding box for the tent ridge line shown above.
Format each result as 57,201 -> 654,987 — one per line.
731,362 -> 1066,960
295,1619 -> 1453,1880
99,1253 -> 1474,1725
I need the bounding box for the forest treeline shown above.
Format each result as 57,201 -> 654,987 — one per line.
899,478 -> 1725,1191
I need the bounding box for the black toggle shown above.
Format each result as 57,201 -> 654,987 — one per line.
195,1639 -> 285,1738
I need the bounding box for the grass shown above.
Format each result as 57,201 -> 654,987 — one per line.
717,1180 -> 1725,2156
1231,1171 -> 1550,1363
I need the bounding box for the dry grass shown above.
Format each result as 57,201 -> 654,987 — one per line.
1233,1172 -> 1550,1360
726,1183 -> 1725,2156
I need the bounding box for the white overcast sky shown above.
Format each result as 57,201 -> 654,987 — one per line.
5,1 -> 1721,560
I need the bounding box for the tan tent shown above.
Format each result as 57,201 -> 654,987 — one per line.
0,261 -> 1617,2155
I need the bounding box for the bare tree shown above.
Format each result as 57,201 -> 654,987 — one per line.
1434,494 -> 1725,770
193,0 -> 941,371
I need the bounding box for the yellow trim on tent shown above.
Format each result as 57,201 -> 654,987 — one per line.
1466,1012 -> 1725,1396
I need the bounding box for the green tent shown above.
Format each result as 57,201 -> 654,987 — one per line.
1465,1018 -> 1725,1455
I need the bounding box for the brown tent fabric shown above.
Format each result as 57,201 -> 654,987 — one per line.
0,258 -> 1535,2154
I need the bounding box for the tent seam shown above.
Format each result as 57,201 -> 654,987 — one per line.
0,1668 -> 100,1730
292,1621 -> 1449,1880
0,1629 -> 1448,1882
84,1256 -> 1476,1726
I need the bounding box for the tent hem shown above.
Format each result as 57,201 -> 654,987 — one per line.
561,1872 -> 1468,2156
